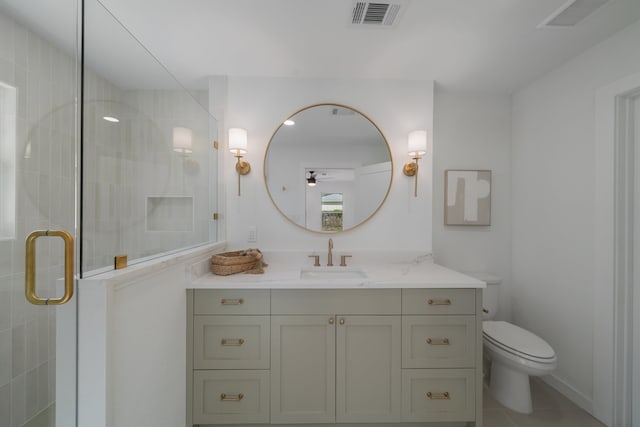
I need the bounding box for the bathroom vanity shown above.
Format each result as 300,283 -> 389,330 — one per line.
186,256 -> 485,427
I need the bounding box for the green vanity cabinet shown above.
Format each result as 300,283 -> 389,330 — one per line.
187,287 -> 483,427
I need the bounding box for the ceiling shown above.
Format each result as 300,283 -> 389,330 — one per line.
96,0 -> 640,93
2,0 -> 639,93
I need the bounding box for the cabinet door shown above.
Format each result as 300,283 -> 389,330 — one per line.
336,315 -> 402,423
271,315 -> 336,424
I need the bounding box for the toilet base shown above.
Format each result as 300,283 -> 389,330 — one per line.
488,360 -> 533,414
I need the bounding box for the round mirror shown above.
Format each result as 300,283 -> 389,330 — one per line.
264,104 -> 393,233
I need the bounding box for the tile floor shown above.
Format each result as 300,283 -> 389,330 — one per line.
484,378 -> 605,427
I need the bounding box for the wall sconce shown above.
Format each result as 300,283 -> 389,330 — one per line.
229,127 -> 251,196
403,130 -> 427,197
173,127 -> 193,155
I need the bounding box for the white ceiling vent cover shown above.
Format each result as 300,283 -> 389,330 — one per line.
538,0 -> 610,28
351,1 -> 408,26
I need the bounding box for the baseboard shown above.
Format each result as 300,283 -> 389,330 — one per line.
540,374 -> 593,414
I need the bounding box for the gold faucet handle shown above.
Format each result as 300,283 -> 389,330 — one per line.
340,255 -> 352,267
308,255 -> 321,267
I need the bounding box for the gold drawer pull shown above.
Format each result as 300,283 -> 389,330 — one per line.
220,298 -> 244,305
427,298 -> 451,306
426,338 -> 450,345
220,393 -> 244,401
426,391 -> 450,400
221,338 -> 245,346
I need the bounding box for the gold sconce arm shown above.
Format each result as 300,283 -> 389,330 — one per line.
229,127 -> 250,196
403,155 -> 421,197
234,151 -> 251,196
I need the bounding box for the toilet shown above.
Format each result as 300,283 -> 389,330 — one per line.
471,273 -> 557,414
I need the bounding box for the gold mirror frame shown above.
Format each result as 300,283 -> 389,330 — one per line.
263,103 -> 394,234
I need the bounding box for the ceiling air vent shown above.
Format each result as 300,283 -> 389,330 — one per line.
538,0 -> 610,28
351,1 -> 407,27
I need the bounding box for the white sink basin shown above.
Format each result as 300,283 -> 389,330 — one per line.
300,267 -> 368,280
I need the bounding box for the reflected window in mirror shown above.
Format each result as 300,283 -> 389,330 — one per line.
321,193 -> 343,232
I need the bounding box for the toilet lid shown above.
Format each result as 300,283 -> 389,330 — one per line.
483,320 -> 555,360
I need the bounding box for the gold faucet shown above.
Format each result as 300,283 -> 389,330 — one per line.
327,238 -> 333,266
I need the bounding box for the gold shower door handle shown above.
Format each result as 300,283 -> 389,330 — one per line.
25,230 -> 74,305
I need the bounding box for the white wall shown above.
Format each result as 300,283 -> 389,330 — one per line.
432,89 -> 513,321
512,20 -> 640,412
210,76 -> 433,254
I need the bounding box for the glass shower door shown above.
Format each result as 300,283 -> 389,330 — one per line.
0,0 -> 80,425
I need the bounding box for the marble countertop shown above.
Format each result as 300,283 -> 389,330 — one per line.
189,251 -> 486,290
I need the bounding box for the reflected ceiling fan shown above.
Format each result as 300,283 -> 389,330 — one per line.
306,171 -> 317,187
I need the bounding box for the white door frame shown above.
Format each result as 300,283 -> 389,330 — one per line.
594,72 -> 640,427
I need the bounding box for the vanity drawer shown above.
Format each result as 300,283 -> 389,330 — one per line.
194,316 -> 270,369
271,289 -> 401,315
402,316 -> 475,368
402,289 -> 475,315
193,370 -> 270,424
401,369 -> 475,422
194,289 -> 270,315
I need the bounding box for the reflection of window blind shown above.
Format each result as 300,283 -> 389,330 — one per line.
321,193 -> 343,212
0,82 -> 17,240
321,204 -> 343,212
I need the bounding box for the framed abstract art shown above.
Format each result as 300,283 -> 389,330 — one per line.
444,170 -> 491,226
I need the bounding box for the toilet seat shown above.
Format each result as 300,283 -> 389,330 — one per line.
483,320 -> 556,364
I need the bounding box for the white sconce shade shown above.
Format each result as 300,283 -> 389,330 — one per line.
172,127 -> 193,154
408,130 -> 427,156
229,127 -> 251,196
229,128 -> 248,154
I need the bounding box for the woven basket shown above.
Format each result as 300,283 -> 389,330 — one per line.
211,250 -> 261,276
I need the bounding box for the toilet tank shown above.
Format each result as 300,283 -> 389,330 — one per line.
465,272 -> 502,320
